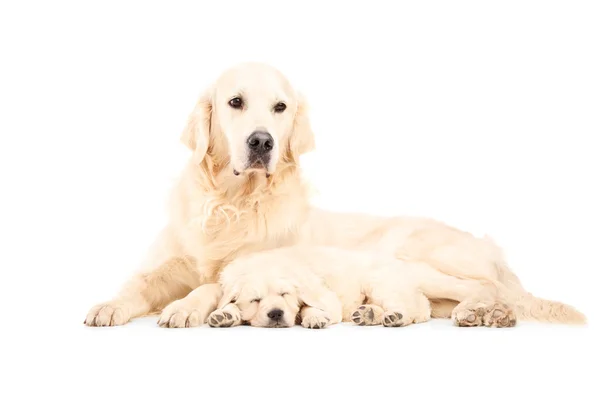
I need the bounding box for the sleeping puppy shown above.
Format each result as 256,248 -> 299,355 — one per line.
206,245 -> 497,328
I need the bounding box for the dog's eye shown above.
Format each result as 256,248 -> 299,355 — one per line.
273,102 -> 286,113
228,97 -> 243,109
251,298 -> 261,303
280,292 -> 289,297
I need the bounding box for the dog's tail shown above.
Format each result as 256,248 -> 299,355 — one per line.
494,261 -> 586,324
511,293 -> 586,324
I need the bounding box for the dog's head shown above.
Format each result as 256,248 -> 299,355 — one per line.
218,264 -> 332,328
181,63 -> 315,177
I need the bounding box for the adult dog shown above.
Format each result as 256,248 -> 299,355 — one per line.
85,62 -> 585,328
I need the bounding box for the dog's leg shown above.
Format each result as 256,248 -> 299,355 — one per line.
429,299 -> 458,318
404,261 -> 517,328
85,256 -> 201,327
158,283 -> 222,328
207,303 -> 243,328
368,283 -> 432,327
300,306 -> 332,329
298,284 -> 343,328
383,292 -> 431,327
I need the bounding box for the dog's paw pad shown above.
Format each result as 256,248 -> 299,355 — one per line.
208,310 -> 237,328
453,301 -> 517,328
382,311 -> 405,327
351,305 -> 377,326
483,303 -> 517,328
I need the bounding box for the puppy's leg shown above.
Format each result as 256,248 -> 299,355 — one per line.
208,303 -> 243,328
350,304 -> 384,326
85,256 -> 200,327
366,280 -> 432,327
300,307 -> 332,329
158,283 -> 222,328
382,292 -> 431,327
298,285 -> 342,328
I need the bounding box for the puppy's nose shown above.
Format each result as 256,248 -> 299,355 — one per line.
247,131 -> 274,155
267,308 -> 284,321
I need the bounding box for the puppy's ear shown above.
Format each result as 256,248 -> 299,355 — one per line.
181,89 -> 213,163
287,93 -> 316,162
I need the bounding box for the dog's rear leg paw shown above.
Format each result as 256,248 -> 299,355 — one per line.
453,301 -> 516,328
382,311 -> 407,327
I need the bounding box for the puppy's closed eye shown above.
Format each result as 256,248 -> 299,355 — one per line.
251,298 -> 261,303
279,292 -> 289,296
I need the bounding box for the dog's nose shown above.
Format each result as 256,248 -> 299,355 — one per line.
267,308 -> 284,321
247,131 -> 274,155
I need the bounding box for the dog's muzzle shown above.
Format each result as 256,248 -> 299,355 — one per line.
246,130 -> 273,169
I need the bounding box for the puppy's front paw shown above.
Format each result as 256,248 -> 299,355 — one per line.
208,309 -> 240,328
301,315 -> 330,329
84,303 -> 130,327
158,301 -> 203,328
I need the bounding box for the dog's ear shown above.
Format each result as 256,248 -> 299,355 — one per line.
181,89 -> 213,163
287,93 -> 316,162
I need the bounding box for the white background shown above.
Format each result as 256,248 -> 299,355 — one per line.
1,1 -> 599,399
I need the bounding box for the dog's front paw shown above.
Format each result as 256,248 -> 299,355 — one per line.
208,309 -> 240,328
301,315 -> 330,329
158,301 -> 203,328
84,303 -> 131,327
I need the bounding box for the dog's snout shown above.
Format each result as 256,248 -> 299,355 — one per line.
267,308 -> 284,321
247,131 -> 274,155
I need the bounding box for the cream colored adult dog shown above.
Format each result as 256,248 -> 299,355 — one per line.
84,62 -> 585,328
206,245 -> 513,329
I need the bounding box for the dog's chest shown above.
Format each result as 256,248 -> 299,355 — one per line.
183,196 -> 304,263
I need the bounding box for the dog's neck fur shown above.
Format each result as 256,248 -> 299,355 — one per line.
171,155 -> 311,267
177,155 -> 310,230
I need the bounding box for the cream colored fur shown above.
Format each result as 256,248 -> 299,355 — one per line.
84,62 -> 585,328
210,246 -> 486,328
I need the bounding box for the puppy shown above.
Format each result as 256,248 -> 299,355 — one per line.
206,245 -> 499,328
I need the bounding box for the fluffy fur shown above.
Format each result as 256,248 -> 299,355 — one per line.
209,246 -> 497,329
84,62 -> 585,328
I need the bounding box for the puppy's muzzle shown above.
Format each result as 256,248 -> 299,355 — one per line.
247,130 -> 273,168
267,308 -> 284,322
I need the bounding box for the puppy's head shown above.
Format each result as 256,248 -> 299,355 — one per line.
219,278 -> 299,327
181,63 -> 315,177
219,271 -> 335,328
